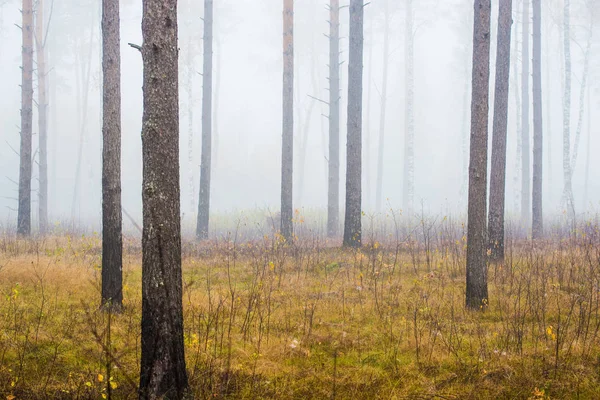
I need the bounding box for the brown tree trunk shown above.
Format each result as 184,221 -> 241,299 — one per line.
327,0 -> 340,238
35,0 -> 48,235
343,0 -> 364,248
101,0 -> 123,310
531,0 -> 543,238
487,0 -> 512,261
281,0 -> 294,241
139,0 -> 189,397
520,0 -> 531,228
466,0 -> 491,310
17,0 -> 34,236
197,0 -> 213,240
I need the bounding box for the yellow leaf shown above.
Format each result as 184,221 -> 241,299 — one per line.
110,381 -> 118,390
7,395 -> 16,400
97,374 -> 104,382
102,394 -> 107,399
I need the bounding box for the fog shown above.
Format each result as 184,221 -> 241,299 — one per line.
0,0 -> 598,233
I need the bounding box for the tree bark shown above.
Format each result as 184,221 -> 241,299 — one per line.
531,0 -> 543,238
343,0 -> 364,248
327,0 -> 340,238
520,0 -> 531,228
562,0 -> 575,225
487,0 -> 512,261
139,0 -> 189,397
35,0 -> 48,235
281,0 -> 294,241
17,0 -> 34,236
403,0 -> 415,215
101,0 -> 123,310
375,2 -> 389,213
466,0 -> 491,310
511,15 -> 522,214
197,0 -> 213,240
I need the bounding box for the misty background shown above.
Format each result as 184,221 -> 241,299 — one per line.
0,0 -> 598,233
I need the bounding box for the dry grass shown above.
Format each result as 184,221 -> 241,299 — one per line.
1,221 -> 600,399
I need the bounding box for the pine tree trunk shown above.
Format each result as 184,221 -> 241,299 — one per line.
17,0 -> 34,236
487,0 -> 512,261
531,0 -> 543,238
375,3 -> 389,213
403,0 -> 415,216
139,0 -> 189,397
343,0 -> 364,247
186,38 -> 195,215
281,0 -> 294,241
520,0 -> 531,228
197,0 -> 213,240
101,0 -> 123,310
466,0 -> 491,310
327,0 -> 340,238
562,0 -> 575,225
36,0 -> 48,235
364,20 -> 373,211
511,15 -> 522,214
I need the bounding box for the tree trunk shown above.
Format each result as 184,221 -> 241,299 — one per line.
562,0 -> 575,225
343,0 -> 364,248
17,0 -> 34,236
101,0 -> 123,310
375,2 -> 389,213
186,37 -> 195,215
487,0 -> 512,261
511,15 -> 522,214
466,0 -> 491,310
403,0 -> 415,215
583,85 -> 590,208
281,0 -> 294,241
35,0 -> 48,235
364,21 -> 373,211
139,0 -> 189,397
197,0 -> 213,240
531,0 -> 543,238
520,0 -> 531,228
327,0 -> 340,238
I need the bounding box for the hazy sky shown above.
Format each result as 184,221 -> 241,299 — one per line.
0,0 -> 597,232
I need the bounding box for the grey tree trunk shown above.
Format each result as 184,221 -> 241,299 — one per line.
403,0 -> 415,215
327,0 -> 340,238
139,0 -> 189,397
375,2 -> 389,213
520,0 -> 531,228
186,38 -> 195,215
487,0 -> 512,261
531,0 -> 543,238
35,0 -> 48,235
343,0 -> 364,248
511,16 -> 522,213
583,86 -> 590,208
364,21 -> 373,211
197,0 -> 213,240
281,0 -> 294,241
101,0 -> 123,310
562,0 -> 575,224
466,0 -> 491,310
17,0 -> 33,236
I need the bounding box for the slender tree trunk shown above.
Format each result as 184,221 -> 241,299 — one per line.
375,3 -> 389,213
139,0 -> 189,397
297,43 -> 317,205
17,0 -> 34,236
531,0 -> 543,238
186,37 -> 195,215
520,0 -> 531,228
511,14 -> 522,214
562,0 -> 575,224
488,0 -> 512,261
213,38 -> 221,172
583,85 -> 590,208
281,0 -> 294,241
544,11 -> 552,195
343,0 -> 364,247
35,0 -> 48,234
101,0 -> 123,310
466,0 -> 491,310
197,0 -> 213,240
327,0 -> 341,237
460,61 -> 470,204
403,0 -> 415,215
364,21 -> 373,211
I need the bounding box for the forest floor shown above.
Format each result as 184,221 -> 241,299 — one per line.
1,225 -> 600,399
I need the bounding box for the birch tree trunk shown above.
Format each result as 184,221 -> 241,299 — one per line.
35,0 -> 48,235
520,0 -> 531,228
17,0 -> 34,236
531,0 -> 543,238
466,0 -> 491,310
197,0 -> 213,240
327,0 -> 341,238
343,0 -> 364,247
281,0 -> 294,241
403,0 -> 415,215
139,0 -> 189,397
101,0 -> 123,310
487,0 -> 512,261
